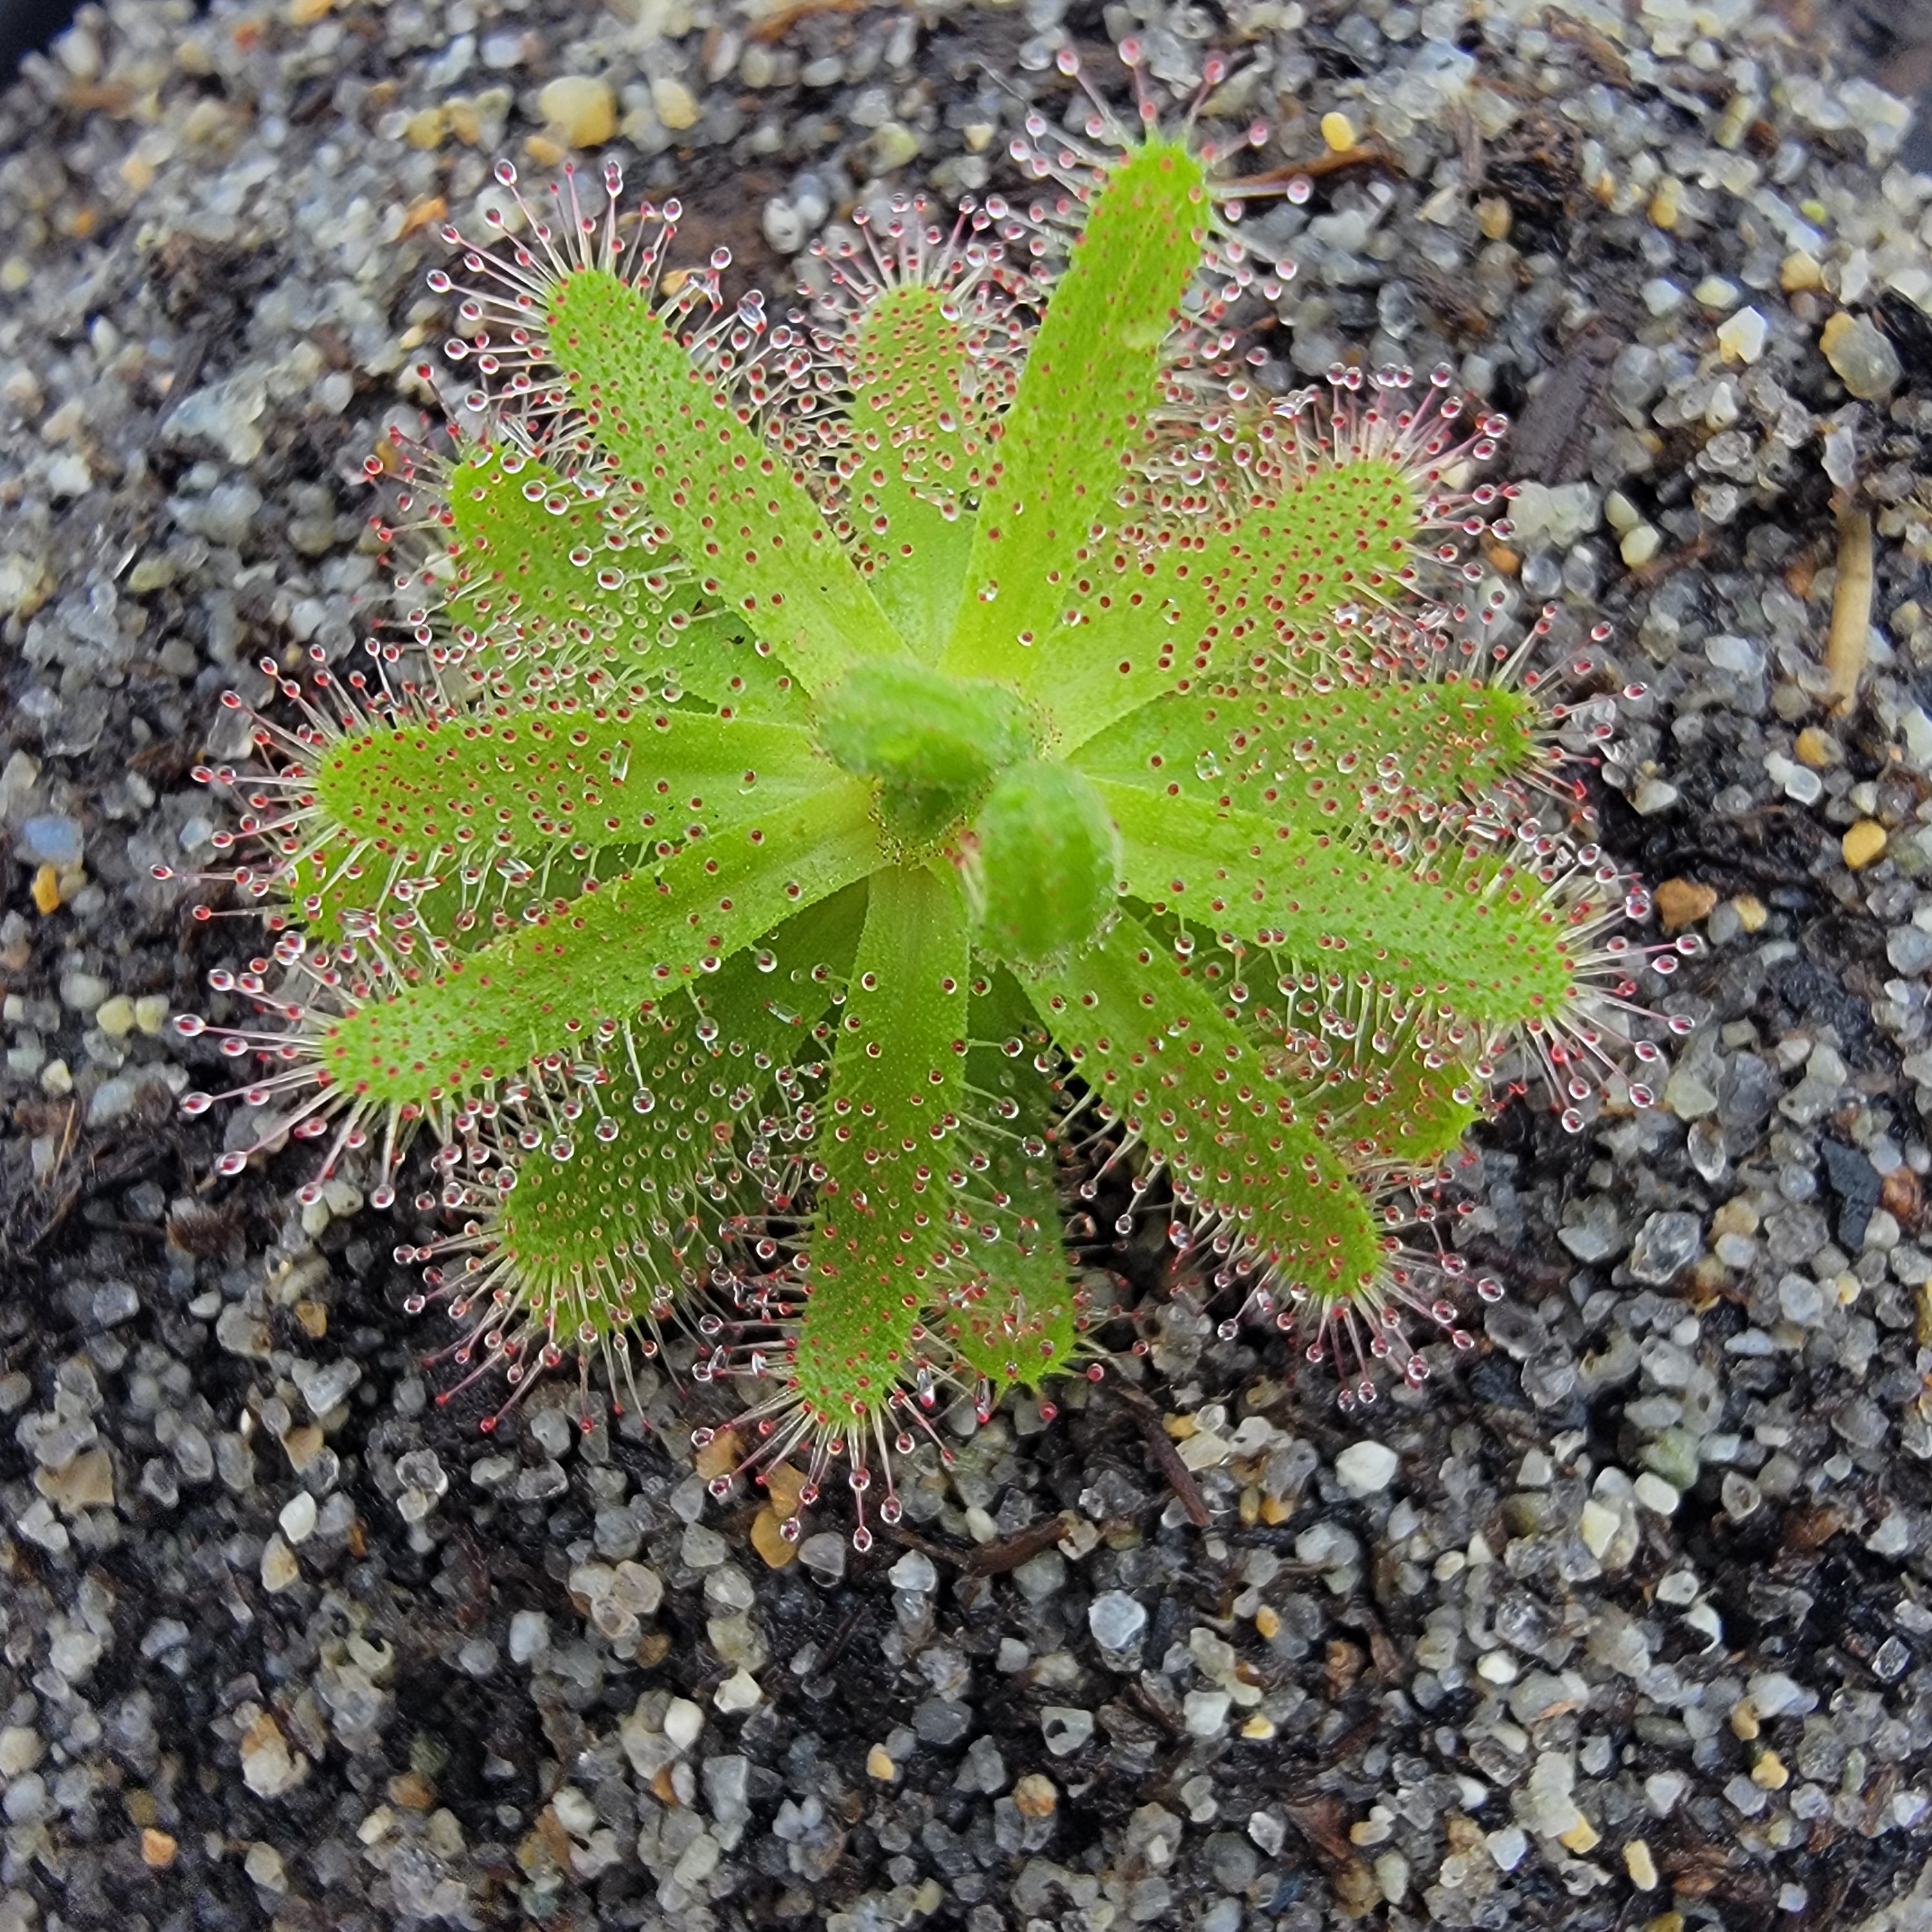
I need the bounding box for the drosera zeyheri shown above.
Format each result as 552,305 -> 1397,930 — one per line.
165,44 -> 1694,1547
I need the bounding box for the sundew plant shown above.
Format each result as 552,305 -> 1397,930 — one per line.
171,54 -> 1692,1546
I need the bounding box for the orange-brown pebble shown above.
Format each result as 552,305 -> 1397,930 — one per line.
694,1428 -> 740,1483
400,194 -> 448,237
31,865 -> 61,914
1012,1773 -> 1057,1818
750,1508 -> 797,1570
1654,878 -> 1716,930
141,1828 -> 178,1868
1843,820 -> 1887,869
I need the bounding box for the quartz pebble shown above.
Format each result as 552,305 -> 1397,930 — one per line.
1820,311 -> 1901,399
652,76 -> 699,130
1088,1591 -> 1148,1651
537,75 -> 615,146
1334,1440 -> 1399,1496
1714,306 -> 1768,363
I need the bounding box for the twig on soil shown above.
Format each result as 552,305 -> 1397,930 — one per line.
1233,141 -> 1405,190
883,1510 -> 1078,1576
811,1601 -> 867,1676
1827,507 -> 1874,716
1105,1380 -> 1213,1528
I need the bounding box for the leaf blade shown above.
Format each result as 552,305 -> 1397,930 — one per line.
942,139 -> 1208,686
1100,782 -> 1579,1032
318,777 -> 879,1106
785,861 -> 972,1437
1026,910 -> 1386,1307
549,267 -> 905,691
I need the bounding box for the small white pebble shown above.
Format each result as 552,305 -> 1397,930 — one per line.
663,1696 -> 705,1752
551,1785 -> 597,1836
714,1669 -> 763,1714
279,1492 -> 318,1545
1486,1825 -> 1528,1871
259,1534 -> 300,1592
1619,524 -> 1662,568
1578,1498 -> 1621,1558
888,1550 -> 937,1594
508,1610 -> 550,1664
1633,1472 -> 1681,1515
92,994 -> 135,1038
1334,1440 -> 1399,1497
1714,305 -> 1768,364
1183,1689 -> 1231,1736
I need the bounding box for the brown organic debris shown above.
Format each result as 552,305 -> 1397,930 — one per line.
1825,508 -> 1873,715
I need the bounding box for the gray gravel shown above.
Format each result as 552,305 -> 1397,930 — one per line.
6,0 -> 1932,1927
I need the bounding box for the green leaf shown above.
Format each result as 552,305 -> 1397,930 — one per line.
942,138 -> 1208,688
1098,782 -> 1577,1031
437,890 -> 863,1410
1016,453 -> 1458,752
964,761 -> 1121,969
1073,673 -> 1540,820
548,267 -> 906,692
845,280 -> 989,659
941,974 -> 1081,1394
817,659 -> 1031,795
1026,910 -> 1386,1308
439,443 -> 779,702
312,701 -> 828,859
658,609 -> 810,724
317,777 -> 880,1106
1257,1016 -> 1482,1169
786,862 -> 971,1436
440,441 -> 632,646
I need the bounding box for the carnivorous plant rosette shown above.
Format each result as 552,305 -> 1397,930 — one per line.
167,54 -> 1693,1546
